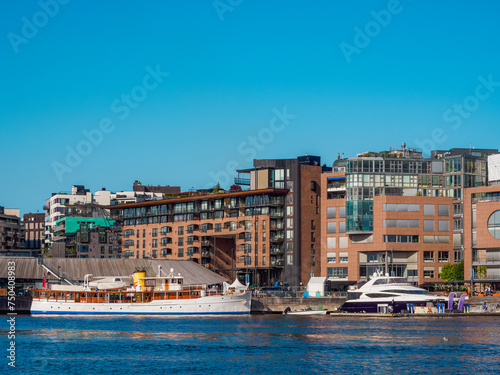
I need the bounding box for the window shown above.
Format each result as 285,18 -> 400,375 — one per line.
262,220 -> 266,229
98,229 -> 106,243
339,237 -> 348,248
383,235 -> 419,243
423,220 -> 434,232
438,205 -> 449,216
215,224 -> 221,232
327,237 -> 336,249
339,221 -> 346,233
142,240 -> 146,248
152,228 -> 158,237
327,267 -> 348,279
438,251 -> 449,263
327,252 -> 336,263
339,252 -> 348,263
143,229 -> 146,237
262,232 -> 267,241
339,206 -> 346,218
438,220 -> 449,232
383,204 -> 419,212
368,253 -> 385,263
178,226 -> 184,235
311,232 -> 315,242
424,251 -> 434,262
327,207 -> 336,219
262,256 -> 266,266
487,210 -> 500,239
424,269 -> 435,278
152,239 -> 158,248
424,205 -> 434,216
383,220 -> 419,228
423,235 -> 449,244
178,248 -> 184,257
311,220 -> 315,230
327,222 -> 336,234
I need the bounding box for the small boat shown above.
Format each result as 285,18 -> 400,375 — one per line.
284,306 -> 327,315
30,268 -> 251,315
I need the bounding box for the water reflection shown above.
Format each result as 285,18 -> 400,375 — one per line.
14,315 -> 500,375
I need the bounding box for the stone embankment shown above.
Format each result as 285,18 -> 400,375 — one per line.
252,296 -> 346,313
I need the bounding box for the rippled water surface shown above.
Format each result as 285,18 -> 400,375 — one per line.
6,315 -> 500,374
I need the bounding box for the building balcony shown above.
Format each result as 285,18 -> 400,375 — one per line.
270,247 -> 284,255
234,178 -> 250,186
327,186 -> 346,192
270,212 -> 284,218
201,251 -> 210,258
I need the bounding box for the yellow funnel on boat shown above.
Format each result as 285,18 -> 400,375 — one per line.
133,271 -> 146,290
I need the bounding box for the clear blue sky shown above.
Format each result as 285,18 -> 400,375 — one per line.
1,0 -> 500,215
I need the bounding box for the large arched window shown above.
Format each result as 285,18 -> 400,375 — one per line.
487,211 -> 500,239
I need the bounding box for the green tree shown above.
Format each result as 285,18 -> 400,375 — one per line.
477,265 -> 487,279
439,263 -> 455,281
454,260 -> 464,280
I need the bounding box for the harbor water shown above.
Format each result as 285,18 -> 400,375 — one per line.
5,314 -> 500,374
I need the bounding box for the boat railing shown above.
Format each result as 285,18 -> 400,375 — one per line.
32,284 -> 232,304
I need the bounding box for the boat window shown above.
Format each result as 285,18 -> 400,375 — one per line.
40,291 -> 47,299
347,292 -> 361,300
365,293 -> 395,298
57,292 -> 65,301
389,278 -> 408,284
373,279 -> 387,285
382,289 -> 428,295
49,292 -> 56,300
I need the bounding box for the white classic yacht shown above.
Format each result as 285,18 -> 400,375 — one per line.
30,269 -> 251,315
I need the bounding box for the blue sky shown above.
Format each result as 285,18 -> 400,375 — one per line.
1,0 -> 500,215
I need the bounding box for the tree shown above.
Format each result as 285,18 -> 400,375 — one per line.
439,260 -> 464,282
454,260 -> 464,280
477,265 -> 487,279
439,263 -> 455,282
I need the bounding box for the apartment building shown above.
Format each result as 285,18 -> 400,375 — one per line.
464,185 -> 500,284
320,145 -> 495,285
114,188 -> 289,286
235,155 -> 329,286
44,185 -> 163,250
0,206 -> 24,250
23,213 -> 45,249
132,180 -> 181,195
52,217 -> 121,258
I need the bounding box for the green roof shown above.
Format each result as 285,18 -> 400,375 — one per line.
55,217 -> 115,234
